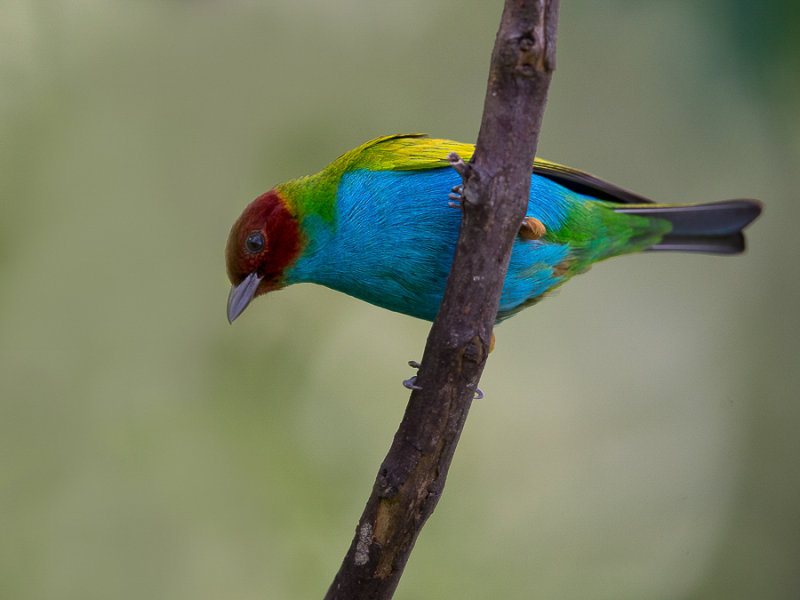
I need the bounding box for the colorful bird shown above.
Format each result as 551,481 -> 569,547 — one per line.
225,134 -> 761,324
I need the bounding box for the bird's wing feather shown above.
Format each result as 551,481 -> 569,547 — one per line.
345,134 -> 653,204
532,160 -> 653,204
340,134 -> 473,172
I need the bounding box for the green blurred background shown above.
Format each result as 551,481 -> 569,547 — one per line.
2,1 -> 798,598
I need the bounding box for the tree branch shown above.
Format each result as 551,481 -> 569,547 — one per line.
325,2 -> 559,598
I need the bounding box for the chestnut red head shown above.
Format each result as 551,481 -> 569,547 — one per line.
225,190 -> 301,323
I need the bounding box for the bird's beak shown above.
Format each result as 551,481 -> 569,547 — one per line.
227,271 -> 263,324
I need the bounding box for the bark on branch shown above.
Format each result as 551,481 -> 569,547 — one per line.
325,2 -> 559,598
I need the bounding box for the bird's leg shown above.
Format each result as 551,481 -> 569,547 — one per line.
519,216 -> 546,240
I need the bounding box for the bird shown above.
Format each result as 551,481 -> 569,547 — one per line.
225,134 -> 761,324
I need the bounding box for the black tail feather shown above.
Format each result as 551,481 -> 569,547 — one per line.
649,232 -> 746,254
614,199 -> 762,256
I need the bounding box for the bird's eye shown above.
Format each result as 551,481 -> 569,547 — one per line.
244,231 -> 266,254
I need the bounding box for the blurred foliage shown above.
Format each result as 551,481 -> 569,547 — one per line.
707,0 -> 800,100
1,1 -> 798,599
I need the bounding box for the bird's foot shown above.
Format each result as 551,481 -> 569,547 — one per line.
448,152 -> 470,177
403,359 -> 484,399
448,184 -> 465,209
403,360 -> 423,390
447,152 -> 478,208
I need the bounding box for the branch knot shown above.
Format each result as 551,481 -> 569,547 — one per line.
515,32 -> 546,78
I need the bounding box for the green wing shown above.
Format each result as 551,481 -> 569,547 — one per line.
351,134 -> 653,204
339,133 -> 473,171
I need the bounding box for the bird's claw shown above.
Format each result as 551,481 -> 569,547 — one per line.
403,360 -> 423,390
448,152 -> 470,177
447,152 -> 480,207
403,359 -> 482,397
403,375 -> 423,391
448,184 -> 465,209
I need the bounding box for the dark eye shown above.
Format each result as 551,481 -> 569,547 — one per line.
244,231 -> 265,254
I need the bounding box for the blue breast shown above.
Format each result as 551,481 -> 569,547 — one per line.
287,168 -> 581,321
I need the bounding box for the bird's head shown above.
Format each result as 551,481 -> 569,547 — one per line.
225,190 -> 301,323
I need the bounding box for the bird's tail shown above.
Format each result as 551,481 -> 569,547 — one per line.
613,199 -> 762,255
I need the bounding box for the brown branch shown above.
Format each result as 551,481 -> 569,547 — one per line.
324,2 -> 559,598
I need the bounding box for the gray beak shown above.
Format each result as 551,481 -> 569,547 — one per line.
227,271 -> 263,323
